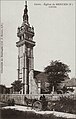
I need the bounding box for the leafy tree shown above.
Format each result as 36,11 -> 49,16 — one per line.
11,80 -> 23,93
44,60 -> 71,93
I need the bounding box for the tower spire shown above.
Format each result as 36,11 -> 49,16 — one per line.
23,1 -> 28,22
17,1 -> 35,94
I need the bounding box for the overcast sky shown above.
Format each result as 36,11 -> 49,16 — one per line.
1,1 -> 75,87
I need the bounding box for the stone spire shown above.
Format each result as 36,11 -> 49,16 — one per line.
23,1 -> 28,22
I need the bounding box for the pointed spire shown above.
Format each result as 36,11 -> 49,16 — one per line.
23,1 -> 28,22
25,1 -> 27,6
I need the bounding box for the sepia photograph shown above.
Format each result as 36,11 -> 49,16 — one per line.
0,0 -> 76,119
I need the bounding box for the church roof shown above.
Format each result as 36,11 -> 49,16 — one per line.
34,70 -> 42,78
34,71 -> 48,87
35,72 -> 48,82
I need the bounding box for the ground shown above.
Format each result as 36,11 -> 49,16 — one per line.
1,105 -> 76,119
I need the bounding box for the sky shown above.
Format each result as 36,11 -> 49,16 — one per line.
1,1 -> 75,87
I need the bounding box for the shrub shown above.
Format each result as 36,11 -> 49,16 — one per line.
7,99 -> 15,106
53,97 -> 76,114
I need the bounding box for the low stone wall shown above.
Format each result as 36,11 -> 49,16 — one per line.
0,94 -> 76,105
0,94 -> 25,105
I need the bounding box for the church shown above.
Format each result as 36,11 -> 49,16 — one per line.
16,2 -> 75,95
16,1 -> 42,94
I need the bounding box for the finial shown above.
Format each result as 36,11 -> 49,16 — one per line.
23,1 -> 28,22
25,1 -> 27,6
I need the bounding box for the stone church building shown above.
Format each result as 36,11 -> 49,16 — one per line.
16,1 -> 42,94
16,2 -> 76,95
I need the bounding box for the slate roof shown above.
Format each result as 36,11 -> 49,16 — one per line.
35,72 -> 48,81
34,71 -> 48,90
34,70 -> 42,78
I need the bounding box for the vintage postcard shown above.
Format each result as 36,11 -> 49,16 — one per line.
0,0 -> 76,119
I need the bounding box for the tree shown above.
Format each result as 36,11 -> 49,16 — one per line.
11,80 -> 23,93
44,60 -> 71,93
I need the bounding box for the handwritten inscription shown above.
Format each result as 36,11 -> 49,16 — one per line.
0,23 -> 3,73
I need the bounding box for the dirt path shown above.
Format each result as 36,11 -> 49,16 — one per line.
2,105 -> 76,119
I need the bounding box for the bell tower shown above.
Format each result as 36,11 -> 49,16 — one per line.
16,1 -> 35,94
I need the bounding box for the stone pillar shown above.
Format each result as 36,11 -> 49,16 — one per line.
26,55 -> 29,94
23,53 -> 25,94
22,45 -> 26,94
31,47 -> 34,70
18,55 -> 20,80
29,47 -> 34,94
23,45 -> 29,94
51,86 -> 54,94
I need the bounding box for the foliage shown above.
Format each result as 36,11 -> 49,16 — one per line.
7,98 -> 15,106
62,86 -> 74,93
67,87 -> 74,92
44,60 -> 71,92
46,97 -> 76,114
61,86 -> 68,93
54,97 -> 76,114
40,95 -> 48,110
11,80 -> 23,93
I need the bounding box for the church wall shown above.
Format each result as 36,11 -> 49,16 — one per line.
29,70 -> 38,94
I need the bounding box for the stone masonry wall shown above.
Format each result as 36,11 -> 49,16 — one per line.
0,94 -> 76,106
